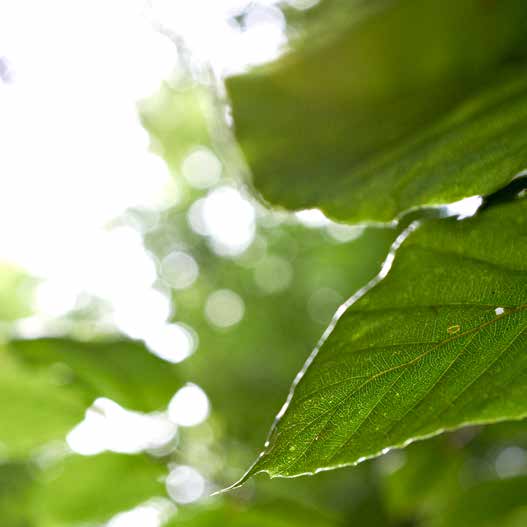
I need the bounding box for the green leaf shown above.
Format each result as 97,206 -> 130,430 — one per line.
0,350 -> 86,458
30,453 -> 166,525
233,196 -> 527,483
227,0 -> 527,223
9,338 -> 181,412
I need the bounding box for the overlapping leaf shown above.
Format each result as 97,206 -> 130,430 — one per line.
233,196 -> 527,482
227,0 -> 527,222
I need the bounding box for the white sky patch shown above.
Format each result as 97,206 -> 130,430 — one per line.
199,187 -> 256,256
143,322 -> 197,363
106,499 -> 176,527
0,1 -> 175,269
33,279 -> 80,319
295,208 -> 332,228
24,224 -> 176,348
168,384 -> 210,427
67,398 -> 177,456
0,1 -> 180,340
444,195 -> 483,220
83,227 -> 158,300
150,0 -> 287,75
112,288 -> 172,341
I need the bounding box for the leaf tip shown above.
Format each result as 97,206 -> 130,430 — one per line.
213,456 -> 266,495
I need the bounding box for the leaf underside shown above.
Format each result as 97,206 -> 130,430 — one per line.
237,196 -> 527,482
227,0 -> 527,223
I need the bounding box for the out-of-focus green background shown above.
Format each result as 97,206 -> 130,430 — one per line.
1,1 -> 526,526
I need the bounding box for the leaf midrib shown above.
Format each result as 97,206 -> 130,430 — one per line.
292,303 -> 526,409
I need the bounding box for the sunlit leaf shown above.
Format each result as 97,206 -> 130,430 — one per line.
9,338 -> 182,412
233,196 -> 527,482
227,0 -> 527,223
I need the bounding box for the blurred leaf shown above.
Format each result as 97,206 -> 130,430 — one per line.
0,350 -> 85,458
227,0 -> 527,223
0,263 -> 35,323
140,82 -> 213,169
165,499 -> 339,527
380,436 -> 463,523
375,421 -> 527,526
233,196 -> 527,482
380,421 -> 527,525
9,338 -> 181,412
255,462 -> 389,526
431,476 -> 527,527
0,462 -> 34,527
30,453 -> 166,525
